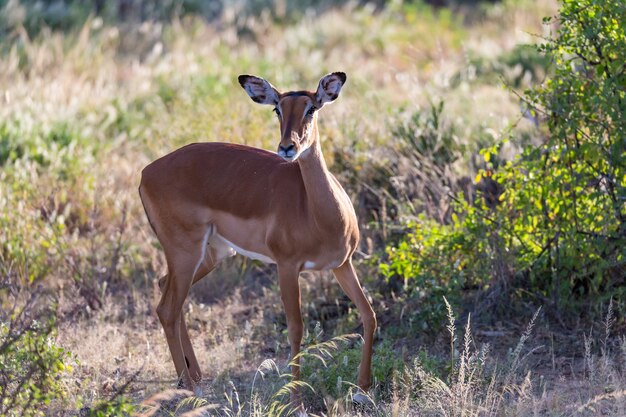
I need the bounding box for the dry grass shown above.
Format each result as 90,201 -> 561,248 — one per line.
4,0 -> 625,416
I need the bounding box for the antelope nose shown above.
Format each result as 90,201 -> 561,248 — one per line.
279,143 -> 295,153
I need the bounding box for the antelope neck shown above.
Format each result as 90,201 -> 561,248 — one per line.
296,122 -> 342,230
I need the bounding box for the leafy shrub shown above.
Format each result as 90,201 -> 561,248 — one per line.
0,284 -> 71,416
503,0 -> 626,312
83,381 -> 136,417
0,120 -> 95,283
378,199 -> 507,329
383,0 -> 626,320
85,398 -> 135,417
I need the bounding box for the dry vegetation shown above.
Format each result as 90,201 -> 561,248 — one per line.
1,0 -> 625,415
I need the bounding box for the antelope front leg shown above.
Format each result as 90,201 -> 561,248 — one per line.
333,260 -> 377,393
277,265 -> 305,411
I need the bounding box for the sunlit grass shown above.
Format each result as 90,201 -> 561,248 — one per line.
14,1 -> 626,416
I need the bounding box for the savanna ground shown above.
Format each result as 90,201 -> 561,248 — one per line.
1,0 -> 625,416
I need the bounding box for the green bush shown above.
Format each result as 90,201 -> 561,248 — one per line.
0,120 -> 94,283
379,199 -> 507,329
0,287 -> 71,416
503,0 -> 626,311
382,0 -> 626,320
84,389 -> 135,417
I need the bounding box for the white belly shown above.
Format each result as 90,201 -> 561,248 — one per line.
209,232 -> 275,264
302,259 -> 341,271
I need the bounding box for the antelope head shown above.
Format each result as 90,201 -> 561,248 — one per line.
238,72 -> 346,161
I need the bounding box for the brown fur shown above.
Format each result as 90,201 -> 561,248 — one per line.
138,73 -> 376,408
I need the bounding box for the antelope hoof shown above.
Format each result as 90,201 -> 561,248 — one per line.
177,375 -> 203,397
352,391 -> 374,407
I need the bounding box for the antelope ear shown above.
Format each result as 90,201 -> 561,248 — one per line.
315,72 -> 346,107
238,75 -> 280,105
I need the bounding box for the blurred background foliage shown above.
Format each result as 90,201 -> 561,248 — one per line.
0,0 -> 625,415
0,0 -> 509,38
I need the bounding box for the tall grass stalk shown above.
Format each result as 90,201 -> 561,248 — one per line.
444,297 -> 457,378
404,302 -> 542,417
